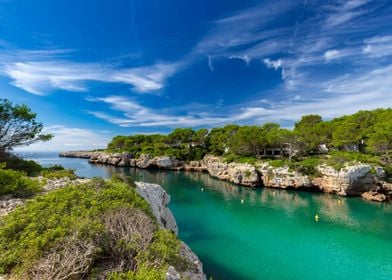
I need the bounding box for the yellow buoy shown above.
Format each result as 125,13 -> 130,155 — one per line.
241,199 -> 244,204
315,214 -> 319,222
201,188 -> 204,192
338,199 -> 342,205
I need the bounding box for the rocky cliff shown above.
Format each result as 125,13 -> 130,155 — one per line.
135,182 -> 205,280
59,151 -> 390,202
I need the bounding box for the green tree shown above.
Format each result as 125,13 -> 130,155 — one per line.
167,128 -> 195,145
280,129 -> 302,162
366,122 -> 392,163
193,128 -> 209,147
294,114 -> 323,154
208,124 -> 239,155
0,99 -> 52,152
228,126 -> 266,158
331,121 -> 361,150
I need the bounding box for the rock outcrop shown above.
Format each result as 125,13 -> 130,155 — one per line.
134,182 -> 206,280
201,156 -> 260,187
312,165 -> 376,196
257,164 -> 313,190
59,151 -> 390,202
361,191 -> 387,202
135,182 -> 178,235
166,242 -> 205,280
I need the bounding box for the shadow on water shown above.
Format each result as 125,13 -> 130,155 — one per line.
200,255 -> 253,280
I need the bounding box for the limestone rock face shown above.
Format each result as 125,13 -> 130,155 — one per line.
312,165 -> 376,196
59,151 -> 389,202
59,151 -> 95,158
135,182 -> 178,235
165,242 -> 205,280
136,155 -> 181,169
184,160 -> 207,172
257,164 -> 313,190
203,156 -> 260,187
135,182 -> 206,280
362,191 -> 387,202
136,154 -> 152,168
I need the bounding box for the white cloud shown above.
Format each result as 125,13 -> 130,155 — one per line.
0,49 -> 180,95
87,61 -> 392,128
87,95 -> 229,128
324,50 -> 340,61
324,0 -> 371,28
263,58 -> 282,70
194,1 -> 296,60
229,55 -> 251,65
207,55 -> 214,71
15,125 -> 112,152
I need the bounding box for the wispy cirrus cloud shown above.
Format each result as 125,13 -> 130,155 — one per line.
86,95 -> 228,128
0,48 -> 181,95
324,0 -> 372,28
86,61 -> 392,129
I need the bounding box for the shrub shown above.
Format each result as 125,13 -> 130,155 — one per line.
0,179 -> 187,279
224,154 -> 257,165
326,151 -> 381,166
290,157 -> 321,177
0,153 -> 42,176
0,164 -> 42,197
29,233 -> 97,280
40,168 -> 77,180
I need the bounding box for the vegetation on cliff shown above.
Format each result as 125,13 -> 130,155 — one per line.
107,108 -> 392,177
0,178 -> 188,279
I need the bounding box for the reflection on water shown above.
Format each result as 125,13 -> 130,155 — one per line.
23,152 -> 392,280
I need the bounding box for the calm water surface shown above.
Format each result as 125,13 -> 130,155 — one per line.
21,152 -> 392,280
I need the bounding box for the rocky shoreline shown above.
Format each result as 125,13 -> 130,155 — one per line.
60,151 -> 392,202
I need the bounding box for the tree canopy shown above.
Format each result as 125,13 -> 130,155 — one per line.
0,99 -> 53,152
107,108 -> 392,163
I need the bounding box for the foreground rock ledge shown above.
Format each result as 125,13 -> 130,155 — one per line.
60,151 -> 391,202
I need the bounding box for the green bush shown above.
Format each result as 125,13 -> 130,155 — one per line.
267,159 -> 288,168
224,154 -> 257,165
325,151 -> 381,170
40,168 -> 77,180
0,164 -> 42,197
0,155 -> 42,176
0,179 -> 187,278
290,157 -> 321,176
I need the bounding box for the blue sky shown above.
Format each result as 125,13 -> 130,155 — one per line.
1,0 -> 391,151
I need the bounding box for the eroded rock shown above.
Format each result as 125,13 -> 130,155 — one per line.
362,191 -> 387,202
135,182 -> 178,235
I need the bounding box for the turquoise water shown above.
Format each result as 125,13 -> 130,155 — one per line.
25,153 -> 392,280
